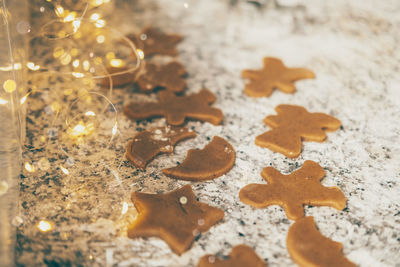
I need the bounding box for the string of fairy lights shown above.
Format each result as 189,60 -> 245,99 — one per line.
0,0 -> 144,233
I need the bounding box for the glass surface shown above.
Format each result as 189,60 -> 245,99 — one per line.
0,0 -> 27,266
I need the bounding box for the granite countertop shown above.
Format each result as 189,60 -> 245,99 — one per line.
17,0 -> 400,266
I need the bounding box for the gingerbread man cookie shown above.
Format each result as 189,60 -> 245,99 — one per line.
287,216 -> 356,267
255,104 -> 341,158
124,89 -> 223,126
128,185 -> 224,255
127,27 -> 183,57
242,57 -> 315,97
239,160 -> 347,220
137,62 -> 187,93
101,67 -> 137,88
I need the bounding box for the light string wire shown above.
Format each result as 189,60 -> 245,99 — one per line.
20,1 -> 140,228
40,0 -> 90,40
24,1 -> 141,153
35,18 -> 141,80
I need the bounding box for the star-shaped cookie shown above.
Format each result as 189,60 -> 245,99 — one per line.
128,185 -> 224,255
255,104 -> 341,158
127,27 -> 183,57
124,89 -> 223,126
197,245 -> 267,267
241,57 -> 315,97
239,160 -> 347,220
287,216 -> 356,267
137,62 -> 187,93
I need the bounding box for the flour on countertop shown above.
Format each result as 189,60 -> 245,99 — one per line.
18,0 -> 400,266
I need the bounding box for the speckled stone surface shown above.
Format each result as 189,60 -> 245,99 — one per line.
17,0 -> 400,266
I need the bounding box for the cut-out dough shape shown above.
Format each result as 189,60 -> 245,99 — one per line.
287,216 -> 356,267
127,27 -> 183,57
197,244 -> 267,267
137,62 -> 187,93
239,160 -> 347,220
128,185 -> 224,255
126,126 -> 196,169
255,104 -> 341,158
163,136 -> 235,181
101,67 -> 137,88
124,89 -> 223,126
241,57 -> 315,97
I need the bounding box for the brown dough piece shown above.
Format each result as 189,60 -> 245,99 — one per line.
255,104 -> 341,158
127,27 -> 183,57
239,160 -> 347,220
163,136 -> 235,181
128,184 -> 224,255
137,62 -> 187,93
101,67 -> 137,88
241,57 -> 315,97
126,126 -> 196,169
124,89 -> 223,126
287,216 -> 356,267
197,245 -> 267,267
